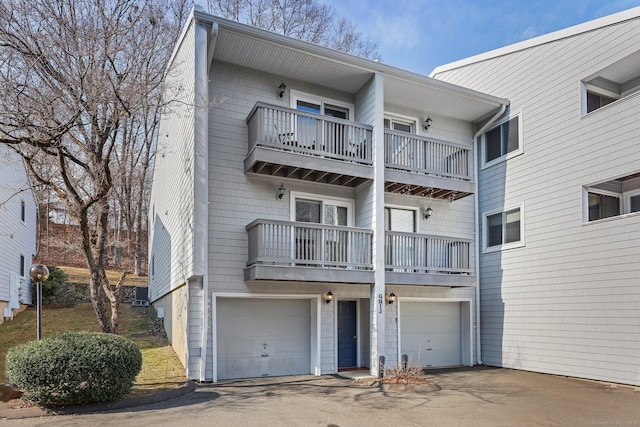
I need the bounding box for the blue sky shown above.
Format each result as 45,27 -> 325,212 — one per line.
321,0 -> 640,74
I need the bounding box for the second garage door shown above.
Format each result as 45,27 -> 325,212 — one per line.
400,301 -> 462,368
217,298 -> 312,380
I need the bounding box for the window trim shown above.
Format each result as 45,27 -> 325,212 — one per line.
625,189 -> 640,215
289,90 -> 354,120
582,184 -> 640,224
289,191 -> 355,227
383,113 -> 418,135
481,111 -> 523,169
384,204 -> 418,233
482,203 -> 525,253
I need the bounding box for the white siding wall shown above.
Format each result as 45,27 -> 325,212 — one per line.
149,21 -> 197,301
0,145 -> 36,314
434,19 -> 640,385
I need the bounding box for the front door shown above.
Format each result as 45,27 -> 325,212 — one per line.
338,300 -> 357,368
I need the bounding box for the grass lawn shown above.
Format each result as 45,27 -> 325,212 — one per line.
0,268 -> 186,399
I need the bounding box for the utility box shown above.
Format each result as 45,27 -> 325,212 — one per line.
131,286 -> 149,307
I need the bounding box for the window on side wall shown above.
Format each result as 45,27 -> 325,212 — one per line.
384,116 -> 415,134
19,254 -> 25,277
482,114 -> 522,168
583,172 -> 640,222
483,204 -> 524,252
20,200 -> 25,223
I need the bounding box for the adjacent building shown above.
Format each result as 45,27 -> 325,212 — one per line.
0,144 -> 37,324
432,8 -> 640,386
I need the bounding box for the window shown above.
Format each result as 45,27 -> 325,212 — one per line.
483,205 -> 524,252
384,207 -> 416,232
20,200 -> 25,222
482,114 -> 522,167
19,255 -> 25,277
583,173 -> 640,222
291,193 -> 353,226
384,116 -> 415,133
586,90 -> 617,113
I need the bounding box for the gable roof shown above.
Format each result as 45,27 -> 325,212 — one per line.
431,7 -> 640,77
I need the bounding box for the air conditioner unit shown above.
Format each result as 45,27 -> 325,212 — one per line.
132,286 -> 149,307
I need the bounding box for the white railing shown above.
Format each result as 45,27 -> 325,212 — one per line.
385,231 -> 472,274
247,219 -> 373,269
384,130 -> 471,180
247,102 -> 373,165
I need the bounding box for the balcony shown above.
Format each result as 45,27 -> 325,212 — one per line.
384,130 -> 474,200
245,103 -> 373,187
385,231 -> 475,287
245,219 -> 374,284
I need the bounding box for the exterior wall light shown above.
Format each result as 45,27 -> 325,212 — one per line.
277,183 -> 286,200
323,291 -> 334,304
387,292 -> 396,304
424,116 -> 433,130
424,206 -> 433,219
278,81 -> 287,98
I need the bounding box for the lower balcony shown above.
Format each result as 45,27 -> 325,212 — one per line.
245,219 -> 374,284
385,231 -> 476,287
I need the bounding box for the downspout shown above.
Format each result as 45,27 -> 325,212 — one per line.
472,102 -> 507,365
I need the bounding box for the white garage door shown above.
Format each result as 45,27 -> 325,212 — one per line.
217,298 -> 312,380
400,301 -> 462,368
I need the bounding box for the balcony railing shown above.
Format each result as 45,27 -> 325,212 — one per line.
247,102 -> 372,165
384,130 -> 471,181
385,231 -> 472,274
247,219 -> 373,270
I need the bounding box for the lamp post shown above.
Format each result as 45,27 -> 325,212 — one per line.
29,264 -> 49,341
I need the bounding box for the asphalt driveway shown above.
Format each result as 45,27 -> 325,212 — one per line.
3,366 -> 640,426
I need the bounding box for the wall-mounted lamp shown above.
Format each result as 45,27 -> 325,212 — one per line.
277,183 -> 286,200
278,81 -> 287,98
387,292 -> 396,305
424,116 -> 433,130
323,291 -> 334,304
424,206 -> 433,219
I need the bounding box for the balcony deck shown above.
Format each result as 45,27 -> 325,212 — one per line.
384,130 -> 475,201
245,103 -> 373,187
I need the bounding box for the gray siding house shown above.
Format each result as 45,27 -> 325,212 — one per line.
148,8 -> 507,381
0,144 -> 37,324
432,8 -> 640,386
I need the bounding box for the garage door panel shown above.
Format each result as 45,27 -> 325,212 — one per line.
217,298 -> 312,380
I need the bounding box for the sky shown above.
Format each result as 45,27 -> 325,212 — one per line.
320,0 -> 640,75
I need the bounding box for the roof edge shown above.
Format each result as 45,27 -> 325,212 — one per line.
431,6 -> 640,77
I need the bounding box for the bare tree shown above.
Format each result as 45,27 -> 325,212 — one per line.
207,0 -> 380,59
0,0 -> 187,333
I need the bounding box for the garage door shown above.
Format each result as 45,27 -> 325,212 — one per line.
217,298 -> 312,379
400,301 -> 461,368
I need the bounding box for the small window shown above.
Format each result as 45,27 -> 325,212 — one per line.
588,192 -> 620,221
384,117 -> 414,133
586,91 -> 618,113
483,114 -> 521,167
483,205 -> 524,252
20,200 -> 25,222
19,255 -> 25,277
583,173 -> 640,222
629,194 -> 640,214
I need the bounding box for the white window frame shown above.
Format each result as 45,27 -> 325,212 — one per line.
481,111 -> 523,169
583,187 -> 622,223
625,189 -> 640,215
482,203 -> 525,253
384,112 -> 418,134
290,191 -> 355,226
290,90 -> 354,120
384,204 -> 418,232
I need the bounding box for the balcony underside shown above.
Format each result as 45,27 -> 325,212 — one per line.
245,265 -> 374,284
385,271 -> 476,287
384,169 -> 474,201
245,146 -> 373,187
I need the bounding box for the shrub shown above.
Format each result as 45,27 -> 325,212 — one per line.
31,265 -> 67,304
5,332 -> 142,406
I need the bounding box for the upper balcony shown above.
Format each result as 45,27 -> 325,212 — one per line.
244,219 -> 374,284
384,130 -> 474,201
245,103 -> 373,187
385,231 -> 475,287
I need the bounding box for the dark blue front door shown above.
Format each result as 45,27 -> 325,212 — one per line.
338,300 -> 357,368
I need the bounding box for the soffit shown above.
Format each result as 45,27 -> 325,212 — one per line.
590,50 -> 640,84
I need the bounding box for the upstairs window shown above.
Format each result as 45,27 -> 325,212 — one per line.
20,200 -> 25,222
482,114 -> 522,168
19,254 -> 25,277
582,50 -> 640,115
584,172 -> 640,222
483,204 -> 524,252
384,116 -> 415,134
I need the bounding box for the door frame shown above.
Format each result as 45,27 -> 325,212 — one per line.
211,292 -> 322,382
396,297 -> 473,368
335,298 -> 361,369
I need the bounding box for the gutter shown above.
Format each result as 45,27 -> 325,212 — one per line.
472,102 -> 507,365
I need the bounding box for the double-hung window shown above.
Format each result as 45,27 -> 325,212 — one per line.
483,204 -> 524,252
483,114 -> 522,167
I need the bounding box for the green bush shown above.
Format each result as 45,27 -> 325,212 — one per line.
5,332 -> 142,406
31,265 -> 67,304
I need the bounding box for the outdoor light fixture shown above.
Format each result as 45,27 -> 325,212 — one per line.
278,81 -> 287,98
424,206 -> 433,219
387,292 -> 396,304
324,291 -> 334,304
277,183 -> 286,200
29,264 -> 50,341
424,116 -> 433,130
